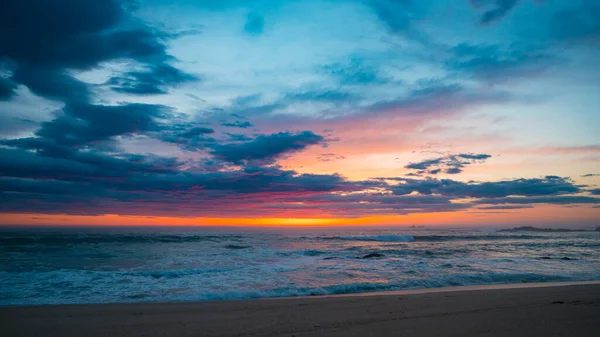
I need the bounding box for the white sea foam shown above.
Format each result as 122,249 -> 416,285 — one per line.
1,228 -> 599,305
334,234 -> 416,242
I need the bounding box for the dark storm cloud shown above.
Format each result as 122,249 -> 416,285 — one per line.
244,13 -> 265,36
390,176 -> 580,198
404,153 -> 491,176
159,125 -> 216,150
0,146 -> 184,181
11,66 -> 91,103
178,126 -> 215,137
589,189 -> 600,195
0,76 -> 17,100
470,0 -> 520,25
107,64 -> 197,95
0,141 -> 594,217
36,103 -> 170,147
0,0 -> 194,103
2,102 -> 176,173
210,131 -> 325,164
0,148 -> 378,216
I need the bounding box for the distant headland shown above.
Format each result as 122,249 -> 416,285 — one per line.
498,226 -> 600,233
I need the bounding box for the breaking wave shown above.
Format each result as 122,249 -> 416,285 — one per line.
319,234 -> 552,242
1,228 -> 598,306
326,234 -> 416,242
0,233 -> 245,245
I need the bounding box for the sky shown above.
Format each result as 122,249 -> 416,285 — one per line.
0,0 -> 599,227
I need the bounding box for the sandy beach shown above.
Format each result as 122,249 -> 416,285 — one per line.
2,281 -> 599,337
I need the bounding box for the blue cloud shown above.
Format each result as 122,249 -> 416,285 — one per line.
470,0 -> 520,25
323,58 -> 391,85
221,120 -> 254,128
391,176 -> 580,198
0,76 -> 17,100
244,13 -> 265,35
475,196 -> 600,205
404,153 -> 491,176
210,131 -> 325,164
551,0 -> 600,43
0,0 -> 194,104
368,0 -> 428,42
108,64 -> 198,95
446,43 -> 558,84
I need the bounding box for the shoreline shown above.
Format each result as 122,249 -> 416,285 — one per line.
2,281 -> 599,336
2,280 -> 600,308
313,279 -> 600,299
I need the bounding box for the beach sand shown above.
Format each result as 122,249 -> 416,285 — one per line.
2,282 -> 599,337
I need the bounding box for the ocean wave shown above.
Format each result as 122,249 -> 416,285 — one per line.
0,233 -> 245,245
317,234 -> 552,242
325,235 -> 416,242
135,267 -> 239,278
223,244 -> 251,250
1,264 -> 597,305
414,235 -> 547,242
139,272 -> 578,302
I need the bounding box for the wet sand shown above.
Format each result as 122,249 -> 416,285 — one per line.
2,281 -> 599,337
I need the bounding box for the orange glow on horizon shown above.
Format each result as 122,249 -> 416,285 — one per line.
1,205 -> 598,227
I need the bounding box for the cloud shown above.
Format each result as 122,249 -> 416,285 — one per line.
368,0 -> 428,42
226,133 -> 253,142
0,141 -> 595,217
551,0 -> 600,43
582,173 -> 600,178
590,189 -> 600,195
404,153 -> 491,176
405,158 -> 444,170
159,125 -> 216,150
470,0 -> 520,25
210,131 -> 325,164
317,153 -> 346,162
35,103 -> 170,147
390,176 -> 580,198
0,147 -> 379,216
285,90 -> 358,103
476,205 -> 534,210
446,43 -> 558,84
0,0 -> 194,103
0,76 -> 17,100
323,58 -> 391,85
221,120 -> 254,128
107,64 -> 197,95
474,195 -> 600,205
11,66 -> 91,103
457,153 -> 493,160
244,13 -> 265,36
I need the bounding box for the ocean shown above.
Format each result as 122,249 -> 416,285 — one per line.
1,226 -> 599,306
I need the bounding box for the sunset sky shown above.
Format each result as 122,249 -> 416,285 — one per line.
1,0 -> 599,227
